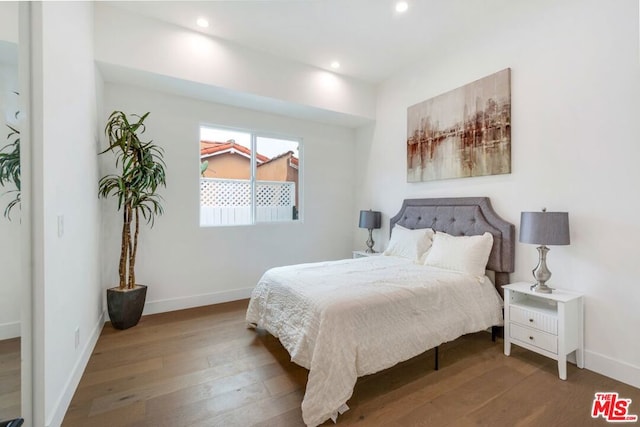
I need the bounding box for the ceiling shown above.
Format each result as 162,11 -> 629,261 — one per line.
109,0 -> 544,84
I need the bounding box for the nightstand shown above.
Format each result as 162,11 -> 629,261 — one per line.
352,250 -> 382,259
502,282 -> 584,380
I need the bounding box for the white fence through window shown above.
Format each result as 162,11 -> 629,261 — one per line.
200,178 -> 296,226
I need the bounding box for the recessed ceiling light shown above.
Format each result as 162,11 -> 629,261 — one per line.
330,61 -> 341,69
395,1 -> 409,13
196,17 -> 209,28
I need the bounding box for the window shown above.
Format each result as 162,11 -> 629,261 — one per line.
199,125 -> 301,226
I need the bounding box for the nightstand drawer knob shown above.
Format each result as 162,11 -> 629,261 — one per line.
529,318 -> 534,323
529,336 -> 534,340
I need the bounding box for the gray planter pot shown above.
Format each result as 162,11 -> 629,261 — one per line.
107,285 -> 147,330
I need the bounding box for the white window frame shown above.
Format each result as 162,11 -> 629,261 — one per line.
199,124 -> 303,227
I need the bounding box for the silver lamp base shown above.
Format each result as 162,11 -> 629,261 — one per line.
531,245 -> 553,293
531,282 -> 553,293
365,228 -> 377,253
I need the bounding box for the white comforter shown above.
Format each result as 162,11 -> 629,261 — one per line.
245,256 -> 503,426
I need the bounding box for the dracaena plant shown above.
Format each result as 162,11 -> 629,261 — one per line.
98,111 -> 166,290
0,111 -> 20,220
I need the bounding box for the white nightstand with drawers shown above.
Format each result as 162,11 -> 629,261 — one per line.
502,282 -> 584,380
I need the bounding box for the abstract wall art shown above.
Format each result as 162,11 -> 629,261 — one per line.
407,68 -> 511,182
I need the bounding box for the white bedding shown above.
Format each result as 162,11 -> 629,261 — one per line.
245,256 -> 504,426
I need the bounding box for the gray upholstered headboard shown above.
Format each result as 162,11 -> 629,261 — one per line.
389,197 -> 515,294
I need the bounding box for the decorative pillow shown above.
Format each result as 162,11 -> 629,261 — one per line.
383,225 -> 434,262
423,231 -> 494,279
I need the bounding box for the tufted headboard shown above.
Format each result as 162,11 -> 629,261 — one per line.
389,197 -> 515,295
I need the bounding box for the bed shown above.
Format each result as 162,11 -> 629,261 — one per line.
246,197 -> 515,426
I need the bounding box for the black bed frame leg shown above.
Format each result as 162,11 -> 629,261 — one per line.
491,326 -> 497,342
434,346 -> 439,371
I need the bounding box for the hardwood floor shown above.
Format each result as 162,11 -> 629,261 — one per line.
63,300 -> 639,426
0,337 -> 20,422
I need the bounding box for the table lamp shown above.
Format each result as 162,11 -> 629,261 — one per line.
359,210 -> 381,253
519,209 -> 570,293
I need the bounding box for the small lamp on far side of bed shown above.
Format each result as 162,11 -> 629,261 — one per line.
519,209 -> 570,293
359,209 -> 381,253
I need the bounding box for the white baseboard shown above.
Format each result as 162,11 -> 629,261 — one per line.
46,310 -> 105,427
0,320 -> 20,340
585,349 -> 640,389
141,287 -> 254,317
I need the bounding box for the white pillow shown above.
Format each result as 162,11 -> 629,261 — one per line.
423,231 -> 494,279
383,225 -> 434,262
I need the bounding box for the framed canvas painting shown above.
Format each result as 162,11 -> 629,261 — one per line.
407,68 -> 511,182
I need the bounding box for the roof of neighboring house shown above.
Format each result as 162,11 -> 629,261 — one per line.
200,140 -> 270,163
258,150 -> 299,168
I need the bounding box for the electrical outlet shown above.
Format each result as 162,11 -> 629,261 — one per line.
74,327 -> 80,349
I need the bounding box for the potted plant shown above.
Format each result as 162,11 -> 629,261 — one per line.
99,111 -> 166,330
0,110 -> 20,220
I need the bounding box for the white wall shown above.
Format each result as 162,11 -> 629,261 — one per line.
29,2 -> 103,426
355,0 -> 640,387
0,59 -> 21,340
0,2 -> 18,44
101,83 -> 357,314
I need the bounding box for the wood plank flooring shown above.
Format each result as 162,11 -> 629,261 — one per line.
0,337 -> 20,422
63,300 -> 639,426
